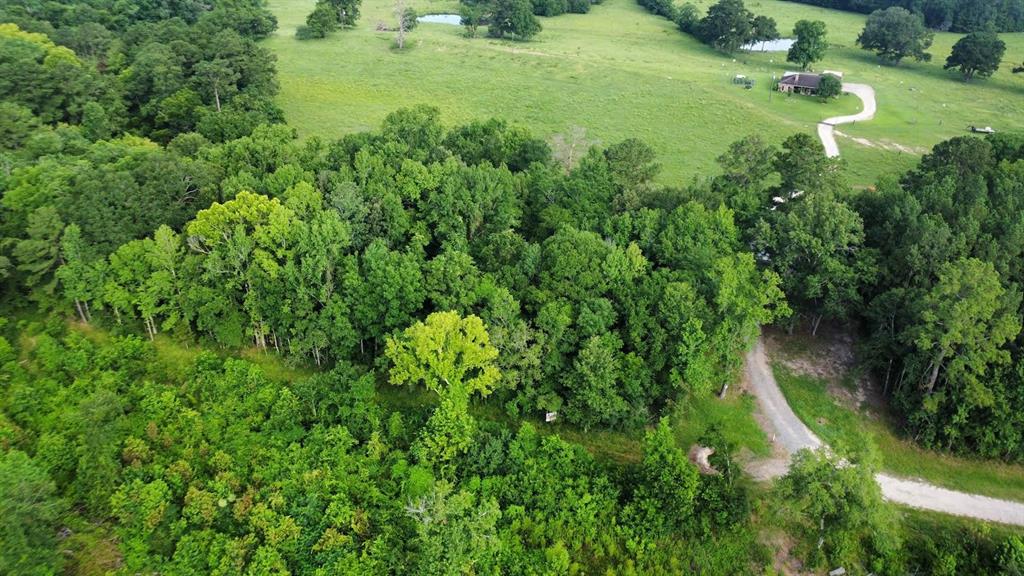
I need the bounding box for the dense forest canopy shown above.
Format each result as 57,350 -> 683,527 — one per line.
3,0 -> 1024,573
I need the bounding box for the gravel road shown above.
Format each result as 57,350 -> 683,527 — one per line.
745,335 -> 1024,527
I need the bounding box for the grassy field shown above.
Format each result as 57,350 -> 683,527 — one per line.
263,0 -> 1024,186
774,363 -> 1024,503
673,390 -> 770,456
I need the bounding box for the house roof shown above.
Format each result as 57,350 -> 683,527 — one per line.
779,72 -> 822,89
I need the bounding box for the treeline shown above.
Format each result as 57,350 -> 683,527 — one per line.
0,319 -> 763,574
638,0 -> 780,54
3,103 -> 794,431
855,134 -> 1024,460
0,1 -> 281,144
780,0 -> 1024,32
708,128 -> 1024,462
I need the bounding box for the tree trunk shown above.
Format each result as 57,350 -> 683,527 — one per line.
214,85 -> 222,113
74,299 -> 88,324
882,357 -> 893,396
924,348 -> 945,395
811,314 -> 823,336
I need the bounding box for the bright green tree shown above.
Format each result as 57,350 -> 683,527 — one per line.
779,450 -> 904,574
629,418 -> 700,536
56,224 -> 103,323
406,481 -> 501,575
386,311 -> 501,466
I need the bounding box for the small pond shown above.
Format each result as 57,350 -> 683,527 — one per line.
741,38 -> 796,52
416,13 -> 462,25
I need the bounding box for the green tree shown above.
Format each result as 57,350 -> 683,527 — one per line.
787,20 -> 828,70
999,536 -> 1024,574
944,31 -> 1006,80
193,59 -> 240,113
710,134 -> 778,228
328,0 -> 362,26
629,418 -> 700,536
817,73 -> 843,100
676,3 -> 700,33
603,138 -> 660,210
186,191 -> 298,349
698,0 -> 754,53
349,239 -> 425,347
386,311 -> 501,466
488,0 -> 542,40
750,15 -> 779,47
565,333 -> 630,429
857,7 -> 934,64
909,257 -> 1020,398
779,450 -> 904,574
0,450 -> 67,576
774,132 -> 844,197
56,224 -> 102,323
12,205 -> 64,299
80,101 -> 112,141
304,0 -> 340,37
460,4 -> 485,38
753,193 -> 875,334
406,482 -> 501,575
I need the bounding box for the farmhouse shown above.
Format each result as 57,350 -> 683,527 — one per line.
778,70 -> 843,95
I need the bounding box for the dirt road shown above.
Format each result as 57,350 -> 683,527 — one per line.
745,335 -> 1024,526
816,83 -> 876,158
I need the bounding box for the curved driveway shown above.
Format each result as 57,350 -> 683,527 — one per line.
745,335 -> 1024,526
816,83 -> 876,158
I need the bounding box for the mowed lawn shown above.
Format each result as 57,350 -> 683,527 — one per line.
264,0 -> 1024,186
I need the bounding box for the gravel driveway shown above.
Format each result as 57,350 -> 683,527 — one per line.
816,83 -> 876,158
744,335 -> 1024,527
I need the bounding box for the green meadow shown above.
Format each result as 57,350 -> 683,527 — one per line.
263,0 -> 1024,186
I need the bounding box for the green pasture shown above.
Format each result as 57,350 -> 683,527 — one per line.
263,0 -> 1024,186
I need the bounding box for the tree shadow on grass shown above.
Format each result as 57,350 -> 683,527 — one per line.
841,47 -> 1024,100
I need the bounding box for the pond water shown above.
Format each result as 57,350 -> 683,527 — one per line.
741,38 -> 796,52
416,13 -> 462,25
